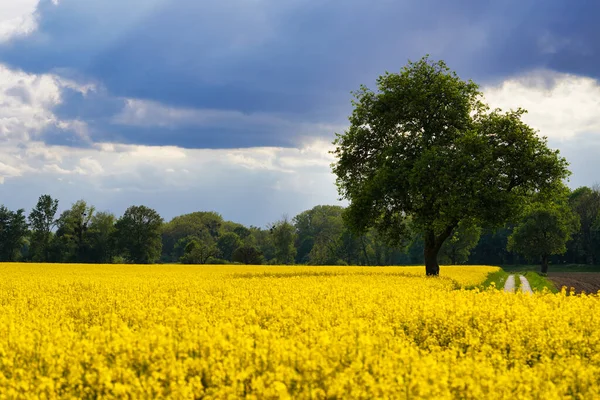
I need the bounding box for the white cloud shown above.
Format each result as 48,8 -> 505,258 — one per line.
0,139 -> 342,225
0,62 -> 341,223
483,70 -> 600,140
0,65 -> 61,141
112,98 -> 346,145
0,62 -> 103,182
226,148 -> 284,172
41,163 -> 70,175
0,1 -> 66,43
0,71 -> 338,208
0,0 -> 64,43
75,157 -> 104,175
0,0 -> 40,42
113,99 -> 281,128
0,161 -> 23,183
20,140 -> 334,190
0,63 -> 95,146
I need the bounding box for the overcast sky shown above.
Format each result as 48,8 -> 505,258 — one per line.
0,0 -> 599,226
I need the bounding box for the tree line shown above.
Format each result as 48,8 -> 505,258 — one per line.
0,186 -> 597,269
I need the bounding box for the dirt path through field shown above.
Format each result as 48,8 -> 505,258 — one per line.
504,274 -> 532,293
504,275 -> 515,292
519,275 -> 533,294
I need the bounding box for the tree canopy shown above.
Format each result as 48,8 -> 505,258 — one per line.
115,205 -> 164,264
269,217 -> 297,264
332,56 -> 570,275
568,187 -> 600,264
161,211 -> 224,261
51,200 -> 95,263
28,194 -> 58,262
0,206 -> 28,261
508,202 -> 579,273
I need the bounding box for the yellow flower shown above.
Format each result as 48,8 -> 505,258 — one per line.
0,263 -> 597,399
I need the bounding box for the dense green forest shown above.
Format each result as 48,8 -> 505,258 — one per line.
0,186 -> 597,269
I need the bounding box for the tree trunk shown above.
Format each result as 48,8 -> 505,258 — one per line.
424,243 -> 440,276
360,236 -> 371,266
540,254 -> 549,274
424,230 -> 441,276
586,252 -> 594,266
423,223 -> 457,276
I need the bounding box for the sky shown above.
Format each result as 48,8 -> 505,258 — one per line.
0,0 -> 599,227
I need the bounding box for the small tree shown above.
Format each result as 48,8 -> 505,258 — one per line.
269,217 -> 297,264
180,240 -> 220,264
115,205 -> 163,264
87,211 -> 117,263
0,206 -> 28,261
28,194 -> 58,262
332,56 -> 570,275
161,211 -> 224,261
52,200 -> 95,262
508,204 -> 579,274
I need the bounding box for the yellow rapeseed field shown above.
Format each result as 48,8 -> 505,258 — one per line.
0,263 -> 598,399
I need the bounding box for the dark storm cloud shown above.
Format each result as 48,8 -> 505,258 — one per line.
1,0 -> 598,148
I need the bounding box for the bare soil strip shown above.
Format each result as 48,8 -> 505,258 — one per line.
519,275 -> 533,294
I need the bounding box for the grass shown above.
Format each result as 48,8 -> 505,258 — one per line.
522,271 -> 558,293
475,269 -> 510,291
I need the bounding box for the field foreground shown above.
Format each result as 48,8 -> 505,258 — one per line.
0,264 -> 599,399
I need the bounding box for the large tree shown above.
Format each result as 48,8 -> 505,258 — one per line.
28,194 -> 59,262
115,205 -> 163,264
331,56 -> 570,275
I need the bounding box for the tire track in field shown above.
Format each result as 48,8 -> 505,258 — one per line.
504,274 -> 533,294
519,275 -> 533,294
